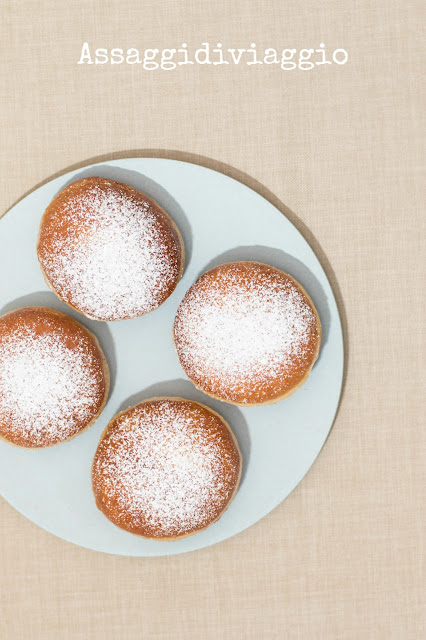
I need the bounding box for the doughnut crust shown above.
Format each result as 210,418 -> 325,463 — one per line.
173,261 -> 321,406
92,398 -> 242,540
37,177 -> 185,321
0,306 -> 109,448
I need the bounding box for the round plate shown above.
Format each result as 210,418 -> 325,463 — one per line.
0,159 -> 343,556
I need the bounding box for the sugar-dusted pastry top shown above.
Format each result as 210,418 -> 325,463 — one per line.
37,177 -> 184,321
92,398 -> 241,539
173,261 -> 321,405
0,306 -> 109,448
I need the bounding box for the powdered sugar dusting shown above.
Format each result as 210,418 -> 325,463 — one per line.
38,179 -> 182,321
173,262 -> 320,404
92,400 -> 240,538
0,311 -> 105,447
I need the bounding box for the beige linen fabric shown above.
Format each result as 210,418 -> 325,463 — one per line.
0,1 -> 424,638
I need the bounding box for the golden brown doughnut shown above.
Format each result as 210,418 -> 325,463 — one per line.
37,177 -> 185,321
92,398 -> 241,540
173,261 -> 321,406
0,306 -> 109,448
